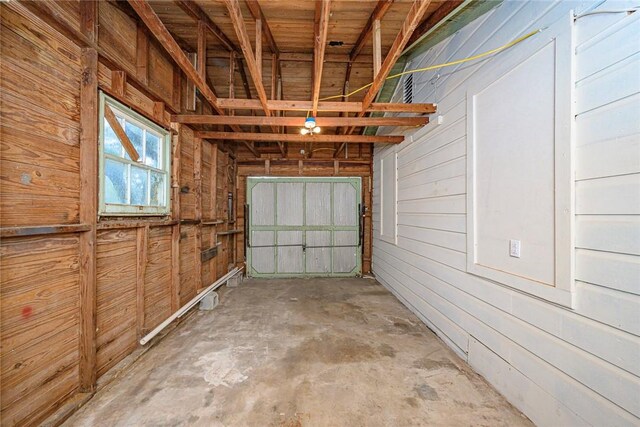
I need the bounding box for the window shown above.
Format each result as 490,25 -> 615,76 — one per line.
380,147 -> 397,244
99,92 -> 171,215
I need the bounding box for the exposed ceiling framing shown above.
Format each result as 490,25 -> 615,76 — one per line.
135,0 -> 455,158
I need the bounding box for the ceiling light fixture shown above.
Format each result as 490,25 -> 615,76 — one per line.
300,117 -> 321,135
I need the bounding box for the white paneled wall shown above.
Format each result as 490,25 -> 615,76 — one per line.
372,1 -> 640,426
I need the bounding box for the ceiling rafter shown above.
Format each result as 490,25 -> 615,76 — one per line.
335,0 -> 433,157
175,0 -> 252,99
128,0 -> 259,157
172,115 -> 429,127
359,0 -> 433,112
224,0 -> 285,156
196,131 -> 404,145
338,0 -> 394,135
216,98 -> 436,113
312,0 -> 332,116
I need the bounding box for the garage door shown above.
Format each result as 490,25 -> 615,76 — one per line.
246,177 -> 362,277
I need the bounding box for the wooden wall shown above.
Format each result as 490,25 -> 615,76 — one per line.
372,1 -> 640,426
0,2 -> 237,425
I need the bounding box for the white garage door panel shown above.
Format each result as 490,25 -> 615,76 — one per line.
247,177 -> 362,277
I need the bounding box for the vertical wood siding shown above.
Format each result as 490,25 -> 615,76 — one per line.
372,1 -> 640,426
0,2 -> 240,424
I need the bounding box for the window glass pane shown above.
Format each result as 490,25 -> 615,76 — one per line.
104,159 -> 128,204
150,172 -> 165,206
145,133 -> 160,168
103,119 -> 122,157
130,166 -> 148,205
124,121 -> 144,161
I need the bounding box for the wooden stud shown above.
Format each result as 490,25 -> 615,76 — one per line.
255,19 -> 262,80
265,159 -> 270,175
80,0 -> 98,43
111,70 -> 127,99
372,19 -> 382,78
197,20 -> 207,79
175,0 -> 236,52
245,0 -> 279,55
196,131 -> 404,144
79,48 -> 98,392
104,104 -> 140,161
271,54 -> 277,100
127,0 -> 224,114
223,0 -> 271,116
136,226 -> 149,339
136,24 -> 149,85
171,225 -> 180,312
153,101 -> 165,124
194,137 -> 203,222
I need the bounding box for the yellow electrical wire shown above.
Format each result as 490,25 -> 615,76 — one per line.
317,29 -> 543,103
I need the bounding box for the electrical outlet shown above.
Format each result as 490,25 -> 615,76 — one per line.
509,239 -> 521,258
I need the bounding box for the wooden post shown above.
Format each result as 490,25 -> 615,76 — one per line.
111,70 -> 127,99
197,20 -> 207,79
194,137 -> 203,291
372,19 -> 381,78
171,225 -> 180,312
136,226 -> 149,339
271,53 -> 277,100
228,51 -> 235,116
79,47 -> 98,392
136,24 -> 149,85
80,0 -> 98,43
255,18 -> 262,80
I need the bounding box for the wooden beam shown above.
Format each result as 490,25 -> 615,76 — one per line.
104,104 -> 140,161
312,0 -> 331,116
372,19 -> 382,78
172,115 -> 428,127
360,0 -> 432,111
127,0 -> 223,114
79,48 -> 98,392
216,98 -> 437,113
196,131 -> 404,144
0,224 -> 91,238
224,0 -> 271,116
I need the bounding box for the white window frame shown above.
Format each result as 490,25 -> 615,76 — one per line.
380,146 -> 398,245
466,13 -> 575,308
98,92 -> 172,216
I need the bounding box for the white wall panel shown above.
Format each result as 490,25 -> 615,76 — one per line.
372,1 -> 640,425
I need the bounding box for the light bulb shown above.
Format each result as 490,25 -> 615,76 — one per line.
312,126 -> 321,134
300,128 -> 310,135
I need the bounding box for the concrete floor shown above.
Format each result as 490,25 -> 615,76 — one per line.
66,278 -> 532,427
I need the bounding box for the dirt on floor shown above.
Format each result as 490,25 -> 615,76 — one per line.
65,277 -> 533,427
